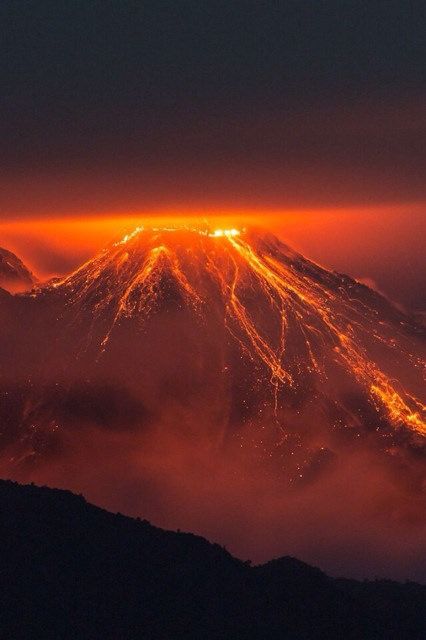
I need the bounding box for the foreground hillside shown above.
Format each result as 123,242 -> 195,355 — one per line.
0,480 -> 424,639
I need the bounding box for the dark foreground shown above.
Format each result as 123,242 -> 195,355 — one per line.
0,480 -> 424,639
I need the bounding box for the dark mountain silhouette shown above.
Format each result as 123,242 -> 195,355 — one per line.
0,479 -> 424,639
0,247 -> 35,292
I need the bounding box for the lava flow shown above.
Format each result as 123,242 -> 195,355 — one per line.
0,224 -> 425,486
45,225 -> 426,438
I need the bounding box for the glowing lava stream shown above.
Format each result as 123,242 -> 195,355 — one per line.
227,235 -> 426,435
52,226 -> 426,436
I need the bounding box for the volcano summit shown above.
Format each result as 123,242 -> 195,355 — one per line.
0,226 -> 426,577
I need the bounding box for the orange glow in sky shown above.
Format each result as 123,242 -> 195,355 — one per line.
1,202 -> 425,312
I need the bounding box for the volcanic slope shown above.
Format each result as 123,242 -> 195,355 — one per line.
0,227 -> 425,478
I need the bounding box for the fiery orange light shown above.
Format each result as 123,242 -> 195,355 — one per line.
42,224 -> 426,437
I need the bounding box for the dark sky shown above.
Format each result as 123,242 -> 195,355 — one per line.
1,0 -> 425,216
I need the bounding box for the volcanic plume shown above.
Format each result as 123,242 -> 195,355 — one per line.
0,226 -> 425,578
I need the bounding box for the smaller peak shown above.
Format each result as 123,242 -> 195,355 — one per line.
256,556 -> 327,583
0,246 -> 36,293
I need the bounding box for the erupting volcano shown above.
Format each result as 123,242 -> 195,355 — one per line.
2,225 -> 425,467
1,225 -> 426,577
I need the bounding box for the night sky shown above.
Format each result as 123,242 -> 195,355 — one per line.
1,1 -> 425,309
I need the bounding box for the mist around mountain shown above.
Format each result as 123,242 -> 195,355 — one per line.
0,479 -> 424,640
0,227 -> 425,581
0,247 -> 35,292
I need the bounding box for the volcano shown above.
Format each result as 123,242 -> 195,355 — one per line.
4,225 -> 426,413
1,225 -> 426,576
1,227 -> 425,469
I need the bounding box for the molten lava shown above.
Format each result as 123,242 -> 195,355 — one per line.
44,225 -> 425,439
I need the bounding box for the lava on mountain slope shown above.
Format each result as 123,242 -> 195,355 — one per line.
39,226 -> 425,432
1,225 -> 426,578
0,226 -> 424,466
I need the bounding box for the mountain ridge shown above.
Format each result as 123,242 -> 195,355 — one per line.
0,246 -> 36,293
0,478 -> 425,639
